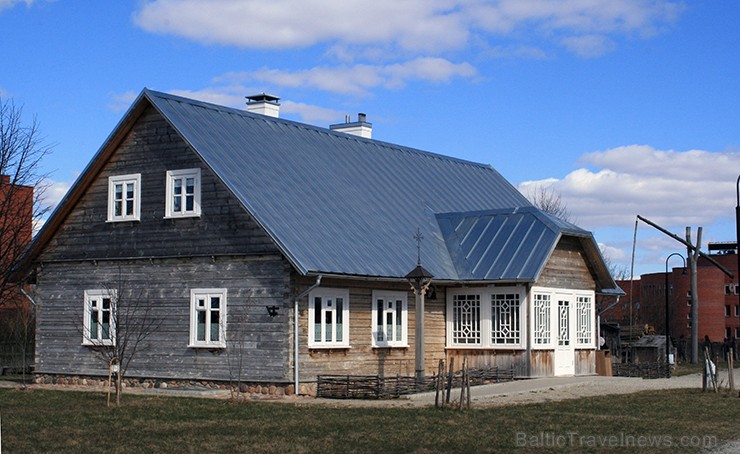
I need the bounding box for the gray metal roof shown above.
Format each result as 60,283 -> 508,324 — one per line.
436,206 -> 590,281
28,88 -> 615,289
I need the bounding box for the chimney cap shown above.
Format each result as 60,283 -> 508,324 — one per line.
246,93 -> 280,104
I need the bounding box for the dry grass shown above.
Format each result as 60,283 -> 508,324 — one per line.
0,387 -> 738,453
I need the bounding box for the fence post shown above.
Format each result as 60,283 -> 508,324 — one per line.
445,357 -> 454,405
728,348 -> 735,391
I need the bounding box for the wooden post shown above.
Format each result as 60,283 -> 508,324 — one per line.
445,357 -> 454,405
459,357 -> 466,410
686,227 -> 702,364
728,348 -> 735,391
435,359 -> 443,408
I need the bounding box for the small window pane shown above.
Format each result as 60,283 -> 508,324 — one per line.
197,311 -> 206,341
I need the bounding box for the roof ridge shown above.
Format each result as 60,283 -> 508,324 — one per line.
145,88 -> 493,170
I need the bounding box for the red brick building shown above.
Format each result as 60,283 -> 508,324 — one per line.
601,243 -> 740,349
0,173 -> 35,371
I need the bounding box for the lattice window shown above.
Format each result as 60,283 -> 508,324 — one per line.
533,293 -> 551,345
452,294 -> 480,345
491,293 -> 520,345
558,300 -> 570,346
576,296 -> 593,346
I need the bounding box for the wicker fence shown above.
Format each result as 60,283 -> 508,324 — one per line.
612,362 -> 670,379
316,365 -> 515,399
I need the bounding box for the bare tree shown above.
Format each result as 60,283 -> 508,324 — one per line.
83,270 -> 162,407
1,97 -> 51,306
526,184 -> 573,223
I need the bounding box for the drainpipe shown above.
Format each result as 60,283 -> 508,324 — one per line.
294,275 -> 322,395
19,285 -> 38,306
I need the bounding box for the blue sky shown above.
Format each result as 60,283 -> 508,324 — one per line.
1,0 -> 738,278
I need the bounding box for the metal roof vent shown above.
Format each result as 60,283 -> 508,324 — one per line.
246,93 -> 280,118
330,113 -> 372,139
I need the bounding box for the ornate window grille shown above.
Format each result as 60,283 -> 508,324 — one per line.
452,294 -> 480,345
576,296 -> 593,345
491,293 -> 520,344
558,300 -> 570,346
533,293 -> 551,345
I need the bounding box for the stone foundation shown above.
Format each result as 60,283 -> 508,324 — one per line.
34,374 -> 295,396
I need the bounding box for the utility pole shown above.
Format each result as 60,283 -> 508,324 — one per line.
686,227 -> 702,364
636,216 -> 732,364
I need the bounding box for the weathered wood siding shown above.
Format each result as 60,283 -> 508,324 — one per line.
536,236 -> 597,291
35,256 -> 292,382
575,350 -> 596,375
446,349 -> 528,377
33,106 -> 293,382
294,277 -> 447,381
40,106 -> 278,261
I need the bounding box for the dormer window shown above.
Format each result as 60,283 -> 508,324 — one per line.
107,174 -> 141,222
165,169 -> 201,218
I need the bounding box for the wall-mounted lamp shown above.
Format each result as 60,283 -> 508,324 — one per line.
266,305 -> 280,317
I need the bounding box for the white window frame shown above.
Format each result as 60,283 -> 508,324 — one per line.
107,174 -> 141,222
189,288 -> 227,348
371,290 -> 408,348
531,292 -> 553,348
530,287 -> 596,349
165,168 -> 201,218
308,287 -> 350,348
446,286 -> 525,349
83,289 -> 116,346
575,295 -> 594,347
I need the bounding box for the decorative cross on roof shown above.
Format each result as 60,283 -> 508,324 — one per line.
414,228 -> 424,265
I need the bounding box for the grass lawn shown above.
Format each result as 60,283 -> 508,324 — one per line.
1,387 -> 738,453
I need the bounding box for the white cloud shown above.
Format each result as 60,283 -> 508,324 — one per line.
133,0 -> 682,57
520,145 -> 740,275
107,91 -> 139,112
41,178 -> 73,211
217,58 -> 476,96
0,0 -> 33,12
520,145 -> 740,230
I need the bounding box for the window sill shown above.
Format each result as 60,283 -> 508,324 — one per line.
106,218 -> 141,223
445,345 -> 525,350
164,214 -> 201,220
372,345 -> 409,350
82,342 -> 114,348
189,344 -> 226,350
308,345 -> 351,351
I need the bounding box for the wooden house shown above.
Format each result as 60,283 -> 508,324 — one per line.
17,90 -> 620,394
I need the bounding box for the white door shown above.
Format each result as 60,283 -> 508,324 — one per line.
554,297 -> 575,376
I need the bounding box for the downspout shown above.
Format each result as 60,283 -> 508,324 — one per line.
19,285 -> 38,306
294,275 -> 322,395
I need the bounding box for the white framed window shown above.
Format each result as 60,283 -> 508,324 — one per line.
308,288 -> 350,348
532,293 -> 552,347
575,296 -> 593,346
371,290 -> 408,347
451,293 -> 481,345
165,169 -> 201,218
531,287 -> 596,349
189,289 -> 226,348
447,286 -> 525,349
491,292 -> 522,345
107,174 -> 141,222
83,289 -> 116,346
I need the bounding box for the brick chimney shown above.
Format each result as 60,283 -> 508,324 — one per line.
330,113 -> 372,139
246,93 -> 280,118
